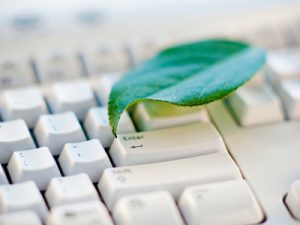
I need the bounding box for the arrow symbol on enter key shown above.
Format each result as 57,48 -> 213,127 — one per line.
130,144 -> 143,149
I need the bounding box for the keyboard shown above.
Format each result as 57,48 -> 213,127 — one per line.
0,0 -> 300,224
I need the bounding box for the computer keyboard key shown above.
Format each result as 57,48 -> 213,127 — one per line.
46,201 -> 114,225
34,112 -> 86,155
0,181 -> 48,219
59,139 -> 112,182
0,119 -> 36,163
244,69 -> 265,87
129,35 -> 169,64
84,107 -> 135,148
82,43 -> 129,75
179,180 -> 264,225
285,180 -> 300,219
228,84 -> 283,126
0,56 -> 35,89
267,49 -> 300,85
1,87 -> 48,128
91,75 -> 121,106
45,173 -> 99,207
34,50 -> 82,83
278,79 -> 300,119
0,211 -> 42,225
98,152 -> 242,209
47,80 -> 96,120
113,191 -> 184,225
110,123 -> 226,166
7,147 -> 61,190
0,164 -> 9,185
245,27 -> 284,50
133,101 -> 210,131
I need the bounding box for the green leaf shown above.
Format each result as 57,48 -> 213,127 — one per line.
108,39 -> 266,135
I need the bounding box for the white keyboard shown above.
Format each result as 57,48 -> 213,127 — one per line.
0,0 -> 300,225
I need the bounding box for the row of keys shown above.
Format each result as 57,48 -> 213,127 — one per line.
113,180 -> 263,225
0,76 -> 119,128
0,179 -> 263,225
0,75 -> 237,143
0,45 -> 129,89
0,35 -> 299,92
226,47 -> 300,126
0,106 -> 135,163
2,139 -> 112,189
1,53 -> 300,134
0,37 -> 168,90
0,174 -> 101,216
1,152 -> 244,215
0,115 -> 85,164
0,174 -> 101,219
1,119 -> 230,187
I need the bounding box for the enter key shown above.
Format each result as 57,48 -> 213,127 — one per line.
109,122 -> 227,166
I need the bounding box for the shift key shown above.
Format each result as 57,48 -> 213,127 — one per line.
98,152 -> 242,209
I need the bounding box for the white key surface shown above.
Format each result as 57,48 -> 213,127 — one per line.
228,84 -> 283,126
285,180 -> 300,219
34,112 -> 86,155
0,181 -> 48,219
267,49 -> 300,84
59,139 -> 112,182
179,180 -> 264,225
133,101 -> 210,131
7,147 -> 61,190
83,43 -> 129,75
113,191 -> 185,225
208,100 -> 300,225
278,79 -> 300,119
0,119 -> 35,163
92,75 -> 121,106
245,28 -> 284,50
46,201 -> 114,225
129,35 -> 169,63
0,56 -> 35,89
47,80 -> 96,120
0,211 -> 42,225
84,107 -> 135,148
45,173 -> 99,207
98,152 -> 242,209
34,50 -> 82,83
110,123 -> 226,166
1,87 -> 48,128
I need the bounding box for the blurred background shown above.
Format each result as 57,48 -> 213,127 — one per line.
0,0 -> 299,87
